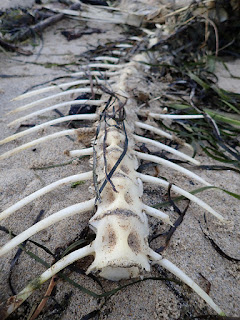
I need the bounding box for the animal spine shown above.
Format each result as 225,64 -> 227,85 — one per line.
0,49 -> 227,318
87,76 -> 151,280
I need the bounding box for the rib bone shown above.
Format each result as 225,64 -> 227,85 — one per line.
134,134 -> 199,165
66,149 -> 93,157
135,151 -> 210,186
8,100 -> 104,127
0,172 -> 92,221
0,129 -> 81,161
13,71 -> 120,101
135,121 -> 193,150
143,204 -> 173,226
0,114 -> 98,145
150,250 -> 224,316
0,245 -> 94,319
138,173 -> 226,222
8,87 -> 95,116
0,199 -> 95,257
148,113 -> 204,120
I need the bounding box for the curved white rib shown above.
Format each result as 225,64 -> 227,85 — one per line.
150,251 -> 224,315
3,245 -> 94,318
1,114 -> 98,145
0,171 -> 93,221
12,79 -> 111,101
0,130 -> 93,161
139,173 -> 226,222
8,100 -> 104,127
149,113 -> 204,120
134,134 -> 199,165
0,199 -> 95,257
135,121 -> 173,140
8,87 -> 95,115
135,151 -> 210,186
12,70 -> 120,101
135,121 -> 193,150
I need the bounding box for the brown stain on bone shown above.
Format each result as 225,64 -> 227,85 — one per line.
120,165 -> 130,174
94,209 -> 141,221
104,187 -> 116,204
107,225 -> 117,247
124,191 -> 133,204
128,232 -> 140,253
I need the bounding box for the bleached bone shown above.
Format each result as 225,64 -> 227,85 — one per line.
138,173 -> 226,222
134,134 -> 199,165
8,88 -> 95,116
10,79 -> 113,103
66,149 -> 93,157
149,251 -> 224,316
148,113 -> 204,120
86,113 -> 151,281
135,121 -> 176,140
0,114 -> 98,145
1,47 -> 227,318
115,44 -> 133,48
13,71 -> 120,101
135,151 -> 210,186
0,171 -> 92,221
0,245 -> 94,320
8,100 -> 104,127
13,79 -> 96,100
0,130 -> 94,161
93,56 -> 119,63
0,199 -> 95,257
0,243 -> 224,320
143,204 -> 173,226
129,36 -> 142,41
111,50 -> 124,56
135,121 -> 193,150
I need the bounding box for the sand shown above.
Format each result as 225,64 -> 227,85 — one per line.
0,1 -> 239,319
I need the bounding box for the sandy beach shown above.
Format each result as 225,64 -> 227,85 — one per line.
0,1 -> 239,319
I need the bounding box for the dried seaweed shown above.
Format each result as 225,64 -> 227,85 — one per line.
145,1 -> 240,169
8,210 -> 45,295
29,275 -> 58,320
0,8 -> 64,44
61,27 -> 102,41
0,36 -> 32,55
154,185 -> 240,210
199,218 -> 240,263
153,184 -> 190,253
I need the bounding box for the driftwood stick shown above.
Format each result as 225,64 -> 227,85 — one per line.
16,13 -> 64,42
0,37 -> 32,55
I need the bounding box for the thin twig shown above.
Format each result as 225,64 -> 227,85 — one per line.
29,276 -> 58,320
